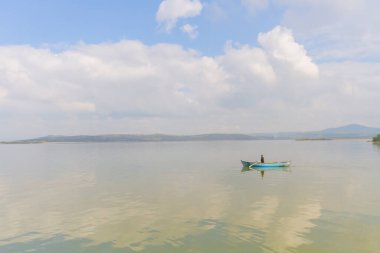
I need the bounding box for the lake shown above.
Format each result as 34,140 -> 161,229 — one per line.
0,140 -> 379,253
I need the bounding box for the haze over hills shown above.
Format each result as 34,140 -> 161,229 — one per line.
1,124 -> 380,144
267,124 -> 380,140
320,124 -> 380,135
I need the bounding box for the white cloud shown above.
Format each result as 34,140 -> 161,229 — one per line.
258,26 -> 319,78
235,1 -> 380,61
156,0 -> 203,32
0,87 -> 8,100
0,26 -> 379,139
181,24 -> 199,39
0,40 -> 229,138
58,101 -> 96,112
273,0 -> 380,61
218,42 -> 276,84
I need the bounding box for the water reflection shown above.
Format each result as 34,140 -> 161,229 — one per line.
0,141 -> 379,252
0,165 -> 316,253
0,170 -> 230,251
241,166 -> 290,179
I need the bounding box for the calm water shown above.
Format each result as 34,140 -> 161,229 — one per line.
0,140 -> 380,253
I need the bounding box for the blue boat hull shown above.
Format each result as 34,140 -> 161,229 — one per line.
241,160 -> 290,168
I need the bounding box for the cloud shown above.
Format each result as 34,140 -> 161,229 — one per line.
0,40 -> 229,138
227,1 -> 380,62
0,87 -> 8,100
258,26 -> 319,78
218,42 -> 276,84
58,101 -> 96,112
216,26 -> 319,115
156,0 -> 203,32
203,1 -> 227,23
273,0 -> 380,61
181,24 -> 199,39
1,26 -> 380,139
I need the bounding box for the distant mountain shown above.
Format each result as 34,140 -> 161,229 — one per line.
2,124 -> 379,144
313,124 -> 380,138
297,124 -> 379,139
320,124 -> 380,135
246,124 -> 380,140
280,124 -> 380,139
250,124 -> 380,140
1,133 -> 261,144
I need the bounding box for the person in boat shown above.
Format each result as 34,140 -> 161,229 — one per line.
260,154 -> 264,163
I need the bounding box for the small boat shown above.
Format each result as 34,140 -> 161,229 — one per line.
241,160 -> 290,168
250,161 -> 290,168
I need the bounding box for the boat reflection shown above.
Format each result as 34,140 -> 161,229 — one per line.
241,166 -> 290,179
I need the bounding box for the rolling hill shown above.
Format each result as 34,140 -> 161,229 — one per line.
2,124 -> 379,143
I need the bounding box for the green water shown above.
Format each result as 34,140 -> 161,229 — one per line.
0,140 -> 379,252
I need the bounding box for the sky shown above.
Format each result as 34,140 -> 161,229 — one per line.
0,0 -> 379,139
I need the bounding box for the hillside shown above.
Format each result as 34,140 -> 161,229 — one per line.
320,124 -> 380,135
1,133 -> 260,144
2,124 -> 379,143
250,124 -> 380,140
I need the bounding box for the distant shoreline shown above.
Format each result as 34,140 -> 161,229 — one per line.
1,124 -> 379,144
296,138 -> 332,141
0,137 -> 373,144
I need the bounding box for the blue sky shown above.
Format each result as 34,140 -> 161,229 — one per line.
0,1 -> 160,45
0,0 -> 379,139
0,0 -> 282,54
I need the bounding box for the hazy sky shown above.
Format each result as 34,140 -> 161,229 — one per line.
0,0 -> 379,139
